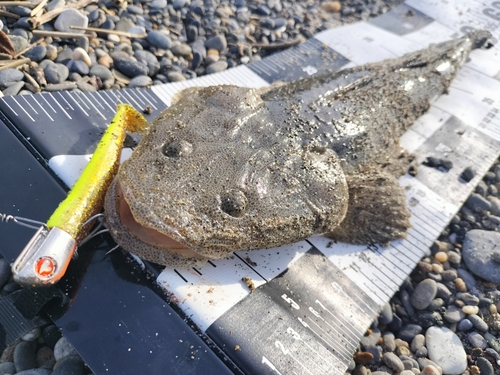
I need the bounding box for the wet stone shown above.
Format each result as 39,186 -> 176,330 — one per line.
14,342 -> 36,372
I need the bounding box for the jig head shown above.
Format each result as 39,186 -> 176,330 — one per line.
5,104 -> 148,287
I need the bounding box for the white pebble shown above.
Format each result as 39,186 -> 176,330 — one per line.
73,47 -> 91,66
462,305 -> 479,315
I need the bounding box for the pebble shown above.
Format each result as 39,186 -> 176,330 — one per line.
0,258 -> 11,289
322,1 -> 342,12
468,331 -> 487,349
457,269 -> 476,290
67,59 -> 89,75
426,326 -> 467,374
53,337 -> 78,361
15,369 -> 52,375
44,63 -> 69,84
206,60 -> 228,74
476,357 -> 494,375
353,352 -> 374,365
461,166 -> 477,182
0,68 -> 24,88
128,75 -> 152,88
443,305 -> 465,323
468,314 -> 489,332
457,319 -> 473,331
147,30 -> 172,49
14,342 -> 36,372
24,45 -> 47,62
421,365 -> 441,375
383,352 -> 404,372
484,332 -> 500,352
462,230 -> 500,283
379,303 -> 393,325
0,362 -> 16,374
382,332 -> 396,352
36,346 -> 56,369
411,279 -> 438,310
89,65 -> 112,80
398,324 -> 422,342
42,326 -> 61,349
113,57 -> 148,78
52,355 -> 85,375
205,35 -> 227,51
462,305 -> 480,315
171,43 -> 192,56
54,8 -> 88,33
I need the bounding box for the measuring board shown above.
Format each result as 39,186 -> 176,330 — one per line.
0,1 -> 500,374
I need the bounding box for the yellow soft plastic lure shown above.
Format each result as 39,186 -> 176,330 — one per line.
12,104 -> 147,286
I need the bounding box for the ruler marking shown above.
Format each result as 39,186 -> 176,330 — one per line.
68,94 -> 89,117
300,340 -> 336,374
141,89 -> 159,104
113,91 -> 132,105
137,90 -> 159,110
10,96 -> 34,122
314,299 -> 362,341
102,90 -> 119,105
33,97 -> 54,121
305,317 -> 352,362
1,98 -> 18,116
327,281 -> 377,316
47,93 -> 72,119
40,94 -> 57,113
87,92 -> 106,110
57,92 -> 75,111
76,92 -> 105,119
22,96 -> 38,115
122,90 -> 142,108
95,91 -> 116,112
125,90 -> 146,107
74,91 -> 90,110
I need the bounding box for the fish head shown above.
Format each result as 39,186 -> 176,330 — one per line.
105,85 -> 348,267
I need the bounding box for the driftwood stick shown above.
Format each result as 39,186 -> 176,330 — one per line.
0,57 -> 30,71
32,29 -> 92,38
0,9 -> 20,18
0,1 -> 37,6
251,38 -> 304,50
29,0 -> 47,16
14,37 -> 44,58
70,25 -> 146,38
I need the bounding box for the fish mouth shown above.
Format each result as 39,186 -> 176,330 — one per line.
115,181 -> 201,259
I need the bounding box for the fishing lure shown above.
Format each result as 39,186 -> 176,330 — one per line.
8,104 -> 147,286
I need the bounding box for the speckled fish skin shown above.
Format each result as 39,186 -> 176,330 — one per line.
104,31 -> 491,267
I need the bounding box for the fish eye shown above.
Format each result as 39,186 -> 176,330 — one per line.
162,140 -> 193,157
220,190 -> 247,217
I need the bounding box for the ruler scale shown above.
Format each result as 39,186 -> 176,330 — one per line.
0,1 -> 499,374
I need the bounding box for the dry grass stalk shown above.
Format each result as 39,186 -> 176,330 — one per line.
0,57 -> 30,71
0,9 -> 19,18
14,37 -> 44,58
70,25 -> 146,38
32,30 -> 92,38
29,0 -> 47,16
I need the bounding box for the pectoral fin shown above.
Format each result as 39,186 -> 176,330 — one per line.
326,172 -> 411,245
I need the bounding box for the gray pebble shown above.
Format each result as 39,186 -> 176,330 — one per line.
466,193 -> 491,212
382,332 -> 395,352
67,59 -> 89,75
443,305 -> 465,323
435,282 -> 452,300
42,325 -> 61,349
36,346 -> 56,369
417,358 -> 442,374
415,346 -> 428,357
477,357 -> 494,375
14,342 -> 36,372
427,298 -> 444,311
24,45 -> 47,62
411,334 -> 425,351
127,4 -> 143,14
402,359 -> 415,371
151,0 -> 167,7
115,18 -> 136,32
128,75 -> 152,88
44,63 -> 69,84
398,324 -> 422,342
2,81 -> 24,96
447,251 -> 461,265
55,47 -> 73,64
15,369 -> 52,375
457,268 -> 476,290
488,196 -> 500,216
468,331 -> 487,349
457,319 -> 473,332
54,8 -> 88,33
114,57 -> 148,78
0,362 -> 15,375
54,337 -> 78,360
205,35 -> 227,51
171,43 -> 192,56
53,355 -> 85,375
206,60 -> 228,74
441,269 -> 457,281
0,258 -> 11,289
135,50 -> 160,76
90,65 -> 112,80
460,292 -> 479,306
46,0 -> 65,12
461,166 -> 476,182
463,230 -> 500,283
363,344 -> 382,365
379,303 -> 393,325
400,289 -> 415,317
147,30 -> 172,49
383,352 -> 404,372
9,35 -> 29,53
21,327 -> 41,342
0,68 -> 24,88
411,279 -> 437,310
467,314 -> 489,332
166,71 -> 186,82
426,326 -> 466,374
